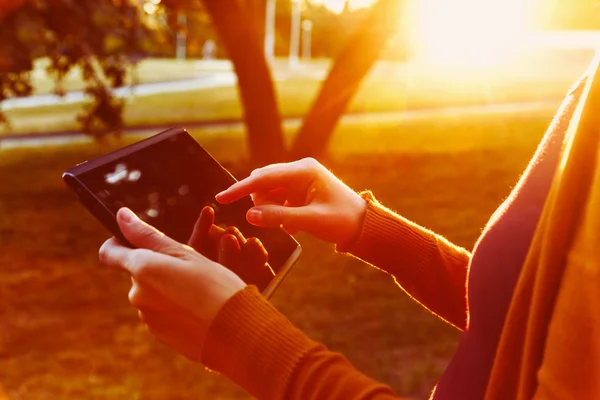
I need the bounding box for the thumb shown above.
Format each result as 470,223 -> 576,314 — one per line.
246,204 -> 313,231
117,208 -> 181,254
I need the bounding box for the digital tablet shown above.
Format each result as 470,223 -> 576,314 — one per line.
62,128 -> 301,298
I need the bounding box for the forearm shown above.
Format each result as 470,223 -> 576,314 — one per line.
286,346 -> 399,400
338,192 -> 471,329
202,286 -> 400,400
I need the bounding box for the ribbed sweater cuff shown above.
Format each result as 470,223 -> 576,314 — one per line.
337,191 -> 436,270
202,286 -> 320,400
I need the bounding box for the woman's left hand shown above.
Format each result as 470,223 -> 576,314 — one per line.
99,207 -> 246,362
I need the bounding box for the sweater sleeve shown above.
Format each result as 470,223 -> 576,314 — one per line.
202,286 -> 401,400
337,191 -> 471,330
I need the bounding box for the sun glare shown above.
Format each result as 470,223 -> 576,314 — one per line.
313,0 -> 533,66
312,0 -> 376,14
411,0 -> 534,66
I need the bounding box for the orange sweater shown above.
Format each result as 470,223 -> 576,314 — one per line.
202,192 -> 471,400
202,56 -> 600,400
484,50 -> 600,400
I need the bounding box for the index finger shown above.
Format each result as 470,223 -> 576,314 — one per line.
215,161 -> 313,204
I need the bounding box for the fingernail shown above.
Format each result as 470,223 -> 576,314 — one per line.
247,209 -> 262,225
119,208 -> 137,224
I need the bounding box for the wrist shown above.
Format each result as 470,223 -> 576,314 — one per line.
339,192 -> 368,247
206,262 -> 247,325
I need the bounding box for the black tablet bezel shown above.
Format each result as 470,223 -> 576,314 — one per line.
63,128 -> 301,298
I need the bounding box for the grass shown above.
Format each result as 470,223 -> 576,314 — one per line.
27,57 -> 330,96
2,57 -> 581,135
0,109 -> 553,399
27,58 -> 218,96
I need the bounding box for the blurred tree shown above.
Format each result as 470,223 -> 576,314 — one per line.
290,0 -> 405,159
0,0 -> 162,137
161,1 -> 217,58
0,0 -> 403,165
249,0 -> 267,52
179,10 -> 219,59
161,0 -> 397,164
0,0 -> 285,164
203,0 -> 404,163
272,1 -> 372,59
199,0 -> 286,165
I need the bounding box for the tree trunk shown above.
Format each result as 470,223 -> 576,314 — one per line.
202,0 -> 286,166
248,0 -> 267,52
290,0 -> 404,160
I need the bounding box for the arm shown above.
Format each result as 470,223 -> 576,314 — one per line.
99,209 -> 407,400
338,192 -> 471,330
203,286 -> 401,400
342,75 -> 588,332
215,159 -> 471,330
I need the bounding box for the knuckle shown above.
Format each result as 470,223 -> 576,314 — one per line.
126,250 -> 151,278
247,237 -> 265,251
182,243 -> 198,254
98,244 -> 108,263
226,226 -> 245,241
222,233 -> 237,245
301,157 -> 320,170
268,207 -> 285,225
125,251 -> 142,270
247,238 -> 268,261
250,167 -> 270,179
98,239 -> 114,264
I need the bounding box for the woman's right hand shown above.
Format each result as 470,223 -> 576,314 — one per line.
188,206 -> 274,289
216,158 -> 367,246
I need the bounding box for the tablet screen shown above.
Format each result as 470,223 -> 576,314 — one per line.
76,130 -> 299,286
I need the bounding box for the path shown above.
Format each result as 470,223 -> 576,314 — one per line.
0,100 -> 561,149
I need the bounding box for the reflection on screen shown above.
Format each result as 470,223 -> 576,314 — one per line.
78,131 -> 298,290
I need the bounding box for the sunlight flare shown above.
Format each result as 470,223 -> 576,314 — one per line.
311,0 -> 376,14
412,0 -> 534,66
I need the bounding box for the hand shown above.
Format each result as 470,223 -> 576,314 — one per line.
188,206 -> 274,288
188,206 -> 245,262
216,158 -> 367,245
99,207 -> 246,362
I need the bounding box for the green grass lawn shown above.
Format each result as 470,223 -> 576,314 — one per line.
2,59 -> 577,135
27,57 -> 330,96
0,111 -> 553,399
27,58 -> 218,96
